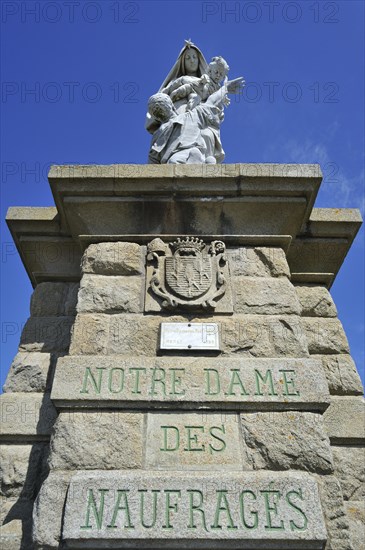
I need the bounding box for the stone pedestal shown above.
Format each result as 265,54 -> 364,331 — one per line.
2,164 -> 364,550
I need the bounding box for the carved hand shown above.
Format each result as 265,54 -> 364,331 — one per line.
226,77 -> 245,94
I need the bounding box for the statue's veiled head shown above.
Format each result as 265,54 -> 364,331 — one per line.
183,48 -> 199,75
158,40 -> 208,92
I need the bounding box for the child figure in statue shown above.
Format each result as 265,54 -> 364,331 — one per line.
161,57 -> 230,112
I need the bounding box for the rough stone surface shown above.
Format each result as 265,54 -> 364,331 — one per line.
19,316 -> 74,352
323,397 -> 365,443
77,274 -> 144,313
49,162 -> 322,180
0,443 -> 48,498
302,318 -> 350,354
32,471 -> 71,549
233,277 -> 301,315
0,393 -> 57,438
81,242 -> 144,276
3,352 -> 52,393
314,354 -> 364,395
240,412 -> 333,474
344,501 -> 365,550
30,282 -> 79,317
294,285 -> 337,317
227,247 -> 291,278
51,356 -> 330,411
70,313 -> 309,358
0,496 -> 34,550
332,446 -> 365,501
318,476 -> 353,550
63,470 -> 327,546
48,411 -> 143,470
145,413 -> 243,470
69,313 -> 109,355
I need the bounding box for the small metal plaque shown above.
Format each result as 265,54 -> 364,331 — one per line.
160,322 -> 220,350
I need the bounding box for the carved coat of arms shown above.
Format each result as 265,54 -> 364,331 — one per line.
147,237 -> 227,310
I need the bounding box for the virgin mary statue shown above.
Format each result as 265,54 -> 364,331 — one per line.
145,40 -> 208,134
145,40 -> 244,164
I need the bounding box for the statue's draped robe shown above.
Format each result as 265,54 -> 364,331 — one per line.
148,103 -> 224,164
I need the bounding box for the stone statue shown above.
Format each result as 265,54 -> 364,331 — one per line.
146,40 -> 245,165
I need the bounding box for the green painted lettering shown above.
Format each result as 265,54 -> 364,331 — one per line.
280,369 -> 300,396
254,369 -> 278,396
209,425 -> 226,453
185,426 -> 205,451
239,490 -> 258,529
163,490 -> 181,529
139,489 -> 159,528
287,489 -> 308,531
204,369 -> 220,395
170,368 -> 185,396
260,489 -> 284,531
225,369 -> 249,396
129,368 -> 146,394
107,490 -> 134,529
80,488 -> 108,529
108,368 -> 124,394
160,426 -> 180,451
150,368 -> 166,396
80,367 -> 105,395
211,490 -> 238,530
187,489 -> 208,531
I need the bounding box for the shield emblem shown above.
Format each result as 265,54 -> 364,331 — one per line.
147,237 -> 228,311
165,254 -> 212,299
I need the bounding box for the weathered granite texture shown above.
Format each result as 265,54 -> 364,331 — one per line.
0,444 -> 49,499
294,285 -> 337,317
233,277 -> 301,315
2,178 -> 364,550
145,412 -> 243,470
70,313 -> 309,357
240,412 -> 334,474
0,496 -> 34,550
61,470 -> 327,547
81,242 -> 145,276
318,476 -> 354,550
323,397 -> 365,444
77,274 -> 144,314
344,501 -> 365,550
297,279 -> 365,550
302,318 -> 350,355
1,281 -> 78,550
32,471 -> 72,549
51,356 -> 330,410
332,446 -> 365,501
7,167 -> 362,288
48,411 -> 143,470
0,391 -> 57,438
3,352 -> 52,393
30,282 -> 78,317
314,355 -> 363,396
227,247 -> 291,278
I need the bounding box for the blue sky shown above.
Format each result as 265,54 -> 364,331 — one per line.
1,0 -> 364,389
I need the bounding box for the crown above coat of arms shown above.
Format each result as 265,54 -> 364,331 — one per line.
171,237 -> 205,254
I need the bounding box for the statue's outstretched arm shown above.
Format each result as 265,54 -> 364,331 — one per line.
206,76 -> 245,108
